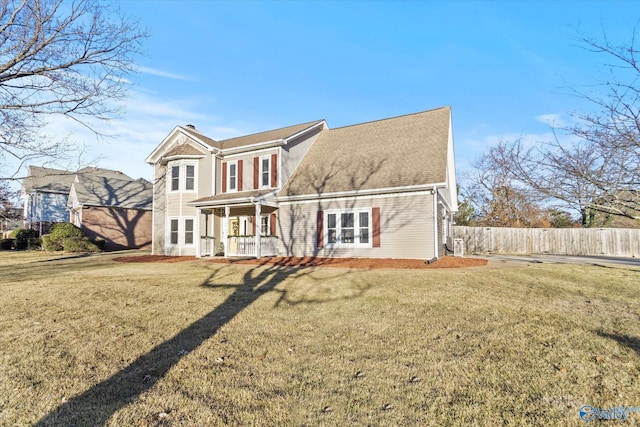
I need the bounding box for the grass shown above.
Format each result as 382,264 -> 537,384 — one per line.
0,251 -> 639,426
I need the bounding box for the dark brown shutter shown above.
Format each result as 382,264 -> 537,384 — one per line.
253,157 -> 259,189
271,154 -> 278,188
270,213 -> 277,236
221,162 -> 227,193
372,207 -> 381,248
237,160 -> 243,191
317,210 -> 324,248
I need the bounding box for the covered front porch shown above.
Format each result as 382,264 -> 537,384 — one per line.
191,191 -> 279,258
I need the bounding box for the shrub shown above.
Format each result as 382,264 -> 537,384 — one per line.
0,238 -> 14,250
41,223 -> 102,253
49,223 -> 84,242
27,237 -> 41,250
11,228 -> 39,250
91,239 -> 106,250
41,234 -> 62,252
62,237 -> 100,253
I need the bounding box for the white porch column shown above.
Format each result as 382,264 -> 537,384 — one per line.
195,208 -> 202,258
255,203 -> 262,258
223,206 -> 230,257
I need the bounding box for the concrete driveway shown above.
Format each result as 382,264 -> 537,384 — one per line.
475,254 -> 640,268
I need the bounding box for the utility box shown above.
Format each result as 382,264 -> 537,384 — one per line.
453,238 -> 464,257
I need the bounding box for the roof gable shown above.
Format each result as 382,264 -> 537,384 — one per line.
146,126 -> 213,164
279,107 -> 452,197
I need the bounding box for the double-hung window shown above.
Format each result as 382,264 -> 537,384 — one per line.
170,219 -> 179,244
185,165 -> 195,191
168,217 -> 196,246
228,161 -> 237,191
171,166 -> 180,191
260,215 -> 269,236
261,156 -> 270,188
169,162 -> 197,192
326,209 -> 371,247
184,219 -> 194,244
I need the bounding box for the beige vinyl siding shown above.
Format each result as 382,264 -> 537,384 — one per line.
222,148 -> 278,192
215,157 -> 222,195
198,154 -> 213,198
152,164 -> 167,255
281,128 -> 322,187
278,192 -> 435,259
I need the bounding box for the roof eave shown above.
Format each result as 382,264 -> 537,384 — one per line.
278,182 -> 448,203
283,120 -> 326,144
146,126 -> 216,164
219,139 -> 286,156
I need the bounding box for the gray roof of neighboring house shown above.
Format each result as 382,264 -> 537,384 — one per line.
279,107 -> 451,197
22,166 -> 133,194
72,175 -> 152,210
178,120 -> 324,151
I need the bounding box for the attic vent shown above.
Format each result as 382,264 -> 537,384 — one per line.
185,124 -> 196,130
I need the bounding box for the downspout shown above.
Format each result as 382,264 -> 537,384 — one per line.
433,186 -> 439,260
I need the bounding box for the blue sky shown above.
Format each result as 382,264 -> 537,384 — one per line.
38,1 -> 640,186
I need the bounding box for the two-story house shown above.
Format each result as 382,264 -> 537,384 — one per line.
146,106 -> 458,260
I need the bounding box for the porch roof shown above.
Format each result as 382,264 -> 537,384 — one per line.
187,190 -> 276,207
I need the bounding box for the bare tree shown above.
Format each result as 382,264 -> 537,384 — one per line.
465,143 -> 554,228
0,0 -> 147,179
469,25 -> 640,227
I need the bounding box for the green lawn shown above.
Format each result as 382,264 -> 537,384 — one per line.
1,251 -> 639,426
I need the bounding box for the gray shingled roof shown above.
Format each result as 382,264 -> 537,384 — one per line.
217,120 -> 324,150
22,166 -> 132,194
178,126 -> 218,148
72,175 -> 152,210
22,166 -> 77,194
279,107 -> 451,197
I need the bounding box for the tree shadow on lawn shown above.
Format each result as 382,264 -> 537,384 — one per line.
595,330 -> 640,357
35,260 -> 367,426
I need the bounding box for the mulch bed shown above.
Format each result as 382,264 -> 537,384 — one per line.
114,255 -> 487,269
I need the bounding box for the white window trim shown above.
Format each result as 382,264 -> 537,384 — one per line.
259,155 -> 271,189
325,208 -> 372,248
170,164 -> 180,192
168,160 -> 198,193
167,216 -> 197,246
227,160 -> 238,192
168,217 -> 180,246
184,163 -> 197,192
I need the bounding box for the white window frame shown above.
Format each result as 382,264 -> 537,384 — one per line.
260,214 -> 269,236
168,161 -> 197,193
167,216 -> 196,246
227,160 -> 238,192
169,217 -> 179,245
185,164 -> 196,191
170,165 -> 180,192
325,208 -> 372,248
259,155 -> 270,188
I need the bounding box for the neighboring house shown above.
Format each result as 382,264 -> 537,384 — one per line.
22,166 -> 79,234
21,166 -> 152,250
68,174 -> 153,251
146,106 -> 458,259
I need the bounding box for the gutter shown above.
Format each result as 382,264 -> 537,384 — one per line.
277,182 -> 448,203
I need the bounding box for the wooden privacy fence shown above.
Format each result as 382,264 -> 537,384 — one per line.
454,226 -> 640,258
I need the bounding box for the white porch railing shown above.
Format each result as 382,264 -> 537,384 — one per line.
227,236 -> 278,257
199,236 -> 216,257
